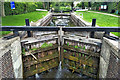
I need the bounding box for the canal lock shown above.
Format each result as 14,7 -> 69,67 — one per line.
21,13 -> 101,79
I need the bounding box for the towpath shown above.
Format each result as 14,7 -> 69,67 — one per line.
88,11 -> 120,18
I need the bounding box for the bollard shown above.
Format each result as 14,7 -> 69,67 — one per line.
90,18 -> 96,38
25,19 -> 31,37
13,31 -> 19,36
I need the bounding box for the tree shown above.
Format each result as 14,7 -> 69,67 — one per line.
82,2 -> 85,9
84,2 -> 88,7
1,2 -> 5,17
118,1 -> 120,14
107,2 -> 118,13
43,2 -> 45,9
76,2 -> 82,7
88,2 -> 91,7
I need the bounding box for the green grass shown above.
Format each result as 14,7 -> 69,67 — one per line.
1,11 -> 48,37
76,11 -> 120,37
88,10 -> 120,16
2,11 -> 48,26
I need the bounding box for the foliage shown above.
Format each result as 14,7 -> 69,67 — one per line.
79,53 -> 81,56
91,2 -> 118,13
67,42 -> 69,46
72,53 -> 75,56
118,1 -> 120,14
60,7 -> 71,11
82,54 -> 84,57
48,43 -> 53,47
107,2 -> 118,13
79,46 -> 82,49
0,31 -> 11,37
76,2 -> 88,8
76,3 -> 82,7
83,46 -> 86,50
25,2 -> 37,13
4,2 -> 44,16
30,43 -> 53,51
31,43 -> 53,51
75,45 -> 78,48
73,67 -> 76,69
76,11 -> 119,37
64,50 -> 67,52
22,48 -> 25,55
31,48 -> 37,51
50,2 -> 72,11
41,43 -> 48,48
35,2 -> 44,9
50,2 -> 72,7
41,43 -> 53,48
91,2 -> 102,11
84,2 -> 89,7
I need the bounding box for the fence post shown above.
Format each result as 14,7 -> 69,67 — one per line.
25,19 -> 31,37
90,18 -> 96,38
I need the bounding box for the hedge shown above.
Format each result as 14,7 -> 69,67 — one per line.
91,2 -> 119,14
4,2 -> 44,16
118,1 -> 120,14
35,2 -> 44,9
54,6 -> 71,11
107,2 -> 118,13
60,7 -> 71,11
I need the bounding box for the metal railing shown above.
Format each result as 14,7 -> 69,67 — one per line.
1,18 -> 120,40
1,26 -> 119,40
1,26 -> 119,32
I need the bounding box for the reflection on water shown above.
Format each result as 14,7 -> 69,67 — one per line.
49,16 -> 76,27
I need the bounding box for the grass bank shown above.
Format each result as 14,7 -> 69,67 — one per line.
76,11 -> 120,37
1,11 -> 48,37
88,10 -> 120,16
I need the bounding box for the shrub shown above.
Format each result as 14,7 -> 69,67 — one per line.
4,2 -> 12,15
107,2 -> 118,13
60,7 -> 71,11
76,3 -> 82,7
35,2 -> 44,9
54,6 -> 60,11
56,7 -> 71,11
4,2 -> 26,15
118,1 -> 120,14
27,3 -> 38,13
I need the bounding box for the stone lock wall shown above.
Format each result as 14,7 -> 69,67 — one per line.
0,37 -> 23,79
99,37 -> 120,79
